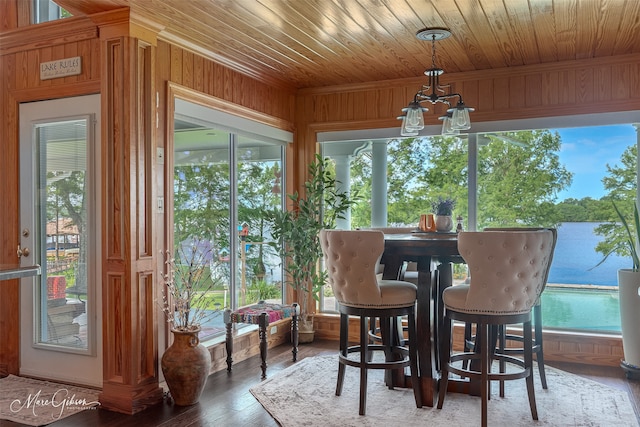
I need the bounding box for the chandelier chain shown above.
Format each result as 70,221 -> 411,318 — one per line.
431,35 -> 437,69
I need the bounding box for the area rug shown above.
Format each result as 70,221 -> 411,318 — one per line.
0,375 -> 100,426
250,355 -> 639,427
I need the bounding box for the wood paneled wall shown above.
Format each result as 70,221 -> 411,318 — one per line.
157,40 -> 295,125
0,7 -> 296,414
296,53 -> 640,160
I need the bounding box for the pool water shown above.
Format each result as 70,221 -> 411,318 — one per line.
541,286 -> 620,332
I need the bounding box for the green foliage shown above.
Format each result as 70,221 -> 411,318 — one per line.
594,201 -> 640,271
349,131 -> 570,229
174,159 -> 283,293
248,279 -> 282,302
47,169 -> 88,292
476,131 -> 571,228
593,144 -> 637,261
264,154 -> 359,320
63,261 -> 77,287
555,197 -> 614,222
614,201 -> 640,270
173,163 -> 230,250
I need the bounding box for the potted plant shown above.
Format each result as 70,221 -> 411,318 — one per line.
432,196 -> 456,232
610,201 -> 640,379
159,241 -> 218,405
264,154 -> 358,342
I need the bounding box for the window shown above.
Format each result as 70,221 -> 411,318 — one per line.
172,99 -> 289,342
32,0 -> 71,24
321,136 -> 469,311
320,122 -> 638,333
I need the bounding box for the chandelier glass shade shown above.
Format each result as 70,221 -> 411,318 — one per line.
438,111 -> 459,135
399,28 -> 474,136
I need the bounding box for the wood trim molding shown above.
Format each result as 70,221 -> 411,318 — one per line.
9,81 -> 101,102
90,8 -> 162,45
0,16 -> 98,56
168,82 -> 295,133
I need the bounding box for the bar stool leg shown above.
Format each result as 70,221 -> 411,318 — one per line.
534,304 -> 547,389
480,322 -> 489,427
437,313 -> 452,409
499,324 -> 506,397
359,314 -> 368,415
524,320 -> 538,420
336,313 -> 348,396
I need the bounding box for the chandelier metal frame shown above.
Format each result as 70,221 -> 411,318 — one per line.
399,28 -> 474,136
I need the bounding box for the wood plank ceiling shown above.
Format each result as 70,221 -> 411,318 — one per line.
57,0 -> 640,89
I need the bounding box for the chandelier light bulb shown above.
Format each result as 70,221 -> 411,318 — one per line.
448,102 -> 473,130
439,113 -> 458,135
451,108 -> 470,130
405,101 -> 426,131
398,115 -> 419,136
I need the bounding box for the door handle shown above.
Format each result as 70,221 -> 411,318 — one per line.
17,244 -> 30,258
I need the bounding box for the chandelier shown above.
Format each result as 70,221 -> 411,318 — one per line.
399,28 -> 474,136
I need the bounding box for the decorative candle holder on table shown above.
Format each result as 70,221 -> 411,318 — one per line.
224,302 -> 299,378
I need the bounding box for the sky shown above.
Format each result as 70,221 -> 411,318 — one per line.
553,124 -> 637,201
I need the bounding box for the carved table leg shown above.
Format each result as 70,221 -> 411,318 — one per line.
224,309 -> 233,372
291,303 -> 299,362
259,313 -> 268,378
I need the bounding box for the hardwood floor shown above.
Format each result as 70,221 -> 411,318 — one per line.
2,340 -> 638,426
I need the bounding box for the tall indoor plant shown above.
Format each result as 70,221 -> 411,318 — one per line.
265,154 -> 357,341
610,201 -> 640,378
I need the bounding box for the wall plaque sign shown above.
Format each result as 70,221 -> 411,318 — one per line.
40,56 -> 82,80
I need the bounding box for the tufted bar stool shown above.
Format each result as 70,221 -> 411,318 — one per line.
464,227 -> 557,394
365,227 -> 418,347
320,229 -> 422,415
437,230 -> 554,427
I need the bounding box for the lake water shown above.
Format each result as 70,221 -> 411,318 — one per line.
548,222 -> 627,287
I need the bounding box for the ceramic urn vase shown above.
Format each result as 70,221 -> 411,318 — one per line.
161,328 -> 211,405
435,215 -> 453,232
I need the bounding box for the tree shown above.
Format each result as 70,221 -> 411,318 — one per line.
349,138 -> 432,226
173,162 -> 230,249
47,170 -> 87,292
174,156 -> 283,299
476,131 -> 571,228
349,130 -> 571,229
594,144 -> 638,259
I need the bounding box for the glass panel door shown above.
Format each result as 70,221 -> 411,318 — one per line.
20,95 -> 101,386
